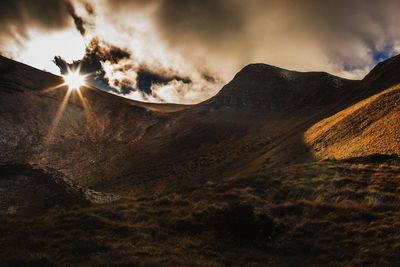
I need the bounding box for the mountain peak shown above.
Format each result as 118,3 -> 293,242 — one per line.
362,53 -> 400,94
208,63 -> 353,112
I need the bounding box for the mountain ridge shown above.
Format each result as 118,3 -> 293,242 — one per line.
207,63 -> 358,111
3,54 -> 400,265
1,53 -> 400,196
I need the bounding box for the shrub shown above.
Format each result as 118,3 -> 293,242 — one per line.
207,202 -> 276,242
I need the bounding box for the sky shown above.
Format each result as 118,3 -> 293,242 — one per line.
1,0 -> 400,104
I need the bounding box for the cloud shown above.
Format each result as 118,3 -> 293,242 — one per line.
2,0 -> 400,104
53,38 -> 132,92
89,0 -> 400,103
157,0 -> 244,43
152,0 -> 400,79
0,0 -> 87,73
65,0 -> 87,35
0,0 -> 86,37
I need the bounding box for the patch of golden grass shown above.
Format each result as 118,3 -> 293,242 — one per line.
305,84 -> 400,159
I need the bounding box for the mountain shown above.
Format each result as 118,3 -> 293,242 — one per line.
2,54 -> 400,265
207,63 -> 357,111
1,53 -> 399,210
361,54 -> 400,96
0,55 -> 351,193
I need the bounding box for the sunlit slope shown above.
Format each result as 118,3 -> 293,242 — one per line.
305,83 -> 400,159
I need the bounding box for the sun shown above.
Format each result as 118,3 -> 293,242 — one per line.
63,69 -> 86,91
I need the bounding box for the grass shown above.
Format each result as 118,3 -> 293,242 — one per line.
305,84 -> 400,159
2,158 -> 400,266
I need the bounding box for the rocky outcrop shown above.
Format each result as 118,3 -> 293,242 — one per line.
0,164 -> 118,215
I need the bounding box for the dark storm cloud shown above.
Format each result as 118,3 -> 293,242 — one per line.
0,0 -> 87,38
105,0 -> 158,9
136,69 -> 191,94
155,0 -> 400,78
86,38 -> 131,64
65,0 -> 87,35
0,0 -> 71,37
268,0 -> 400,67
83,1 -> 95,16
156,0 -> 244,43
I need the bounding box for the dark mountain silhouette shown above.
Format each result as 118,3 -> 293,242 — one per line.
361,54 -> 400,95
2,54 -> 400,265
207,63 -> 357,111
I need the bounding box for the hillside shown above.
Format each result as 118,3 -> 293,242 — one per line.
0,55 -> 356,192
305,84 -> 400,159
3,55 -> 400,265
0,55 -> 190,187
305,55 -> 400,159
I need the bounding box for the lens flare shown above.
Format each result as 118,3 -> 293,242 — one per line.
63,69 -> 86,91
40,64 -> 92,145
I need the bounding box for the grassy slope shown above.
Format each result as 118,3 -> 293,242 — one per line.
305,84 -> 400,159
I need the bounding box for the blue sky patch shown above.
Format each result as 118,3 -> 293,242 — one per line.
373,50 -> 392,63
